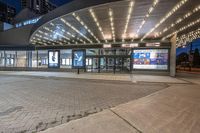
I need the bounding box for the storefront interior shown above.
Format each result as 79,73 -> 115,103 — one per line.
0,44 -> 171,74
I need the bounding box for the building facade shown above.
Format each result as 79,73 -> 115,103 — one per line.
0,0 -> 199,76
21,0 -> 57,15
0,1 -> 16,24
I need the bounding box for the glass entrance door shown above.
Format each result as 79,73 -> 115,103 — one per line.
121,58 -> 131,72
100,57 -> 130,73
115,58 -> 122,72
86,57 -> 99,72
115,57 -> 130,72
100,57 -> 115,72
100,57 -> 114,72
87,56 -> 131,73
107,58 -> 115,71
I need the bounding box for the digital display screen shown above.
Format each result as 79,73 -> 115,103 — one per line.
48,51 -> 60,68
132,49 -> 168,70
72,50 -> 86,68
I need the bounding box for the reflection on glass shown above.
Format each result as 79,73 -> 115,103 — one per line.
38,50 -> 48,68
86,49 -> 98,55
60,50 -> 72,68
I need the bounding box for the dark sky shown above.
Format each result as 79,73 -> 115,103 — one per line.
0,0 -> 73,13
176,39 -> 200,56
0,0 -> 21,12
50,0 -> 73,6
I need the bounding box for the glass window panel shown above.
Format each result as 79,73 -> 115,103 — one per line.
32,51 -> 37,68
0,51 -> 5,67
86,49 -> 99,56
116,49 -> 127,55
38,50 -> 48,68
5,51 -> 16,67
16,51 -> 27,67
100,49 -> 115,55
60,49 -> 72,68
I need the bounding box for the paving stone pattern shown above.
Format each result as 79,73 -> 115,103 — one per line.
0,76 -> 167,133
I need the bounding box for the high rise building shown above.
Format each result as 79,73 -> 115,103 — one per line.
21,0 -> 57,15
0,1 -> 16,24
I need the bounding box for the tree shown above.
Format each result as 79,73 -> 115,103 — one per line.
193,48 -> 200,67
176,52 -> 188,66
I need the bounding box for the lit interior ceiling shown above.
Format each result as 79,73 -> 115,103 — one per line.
29,0 -> 200,47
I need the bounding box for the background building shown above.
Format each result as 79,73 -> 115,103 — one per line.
21,0 -> 57,15
0,1 -> 16,23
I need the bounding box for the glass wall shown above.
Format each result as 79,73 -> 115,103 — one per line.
0,48 -> 169,72
100,49 -> 115,55
116,49 -> 131,55
16,51 -> 27,67
5,51 -> 16,67
86,49 -> 99,56
60,50 -> 72,68
85,49 -> 98,72
0,51 -> 5,67
31,51 -> 37,68
38,50 -> 48,68
0,48 -> 132,71
0,51 -> 28,68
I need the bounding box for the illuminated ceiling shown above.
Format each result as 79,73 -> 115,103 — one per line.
29,0 -> 200,47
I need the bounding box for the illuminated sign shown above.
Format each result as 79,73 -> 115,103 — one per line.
48,50 -> 60,68
146,42 -> 160,47
132,49 -> 168,70
103,44 -> 112,48
72,50 -> 86,68
122,43 -> 138,48
15,17 -> 42,28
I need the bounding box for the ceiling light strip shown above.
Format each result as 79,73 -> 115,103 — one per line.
89,9 -> 107,43
162,18 -> 200,40
50,22 -> 86,44
136,0 -> 159,34
48,22 -> 84,44
159,5 -> 200,36
43,27 -> 70,41
60,18 -> 93,43
141,0 -> 189,41
122,1 -> 135,41
109,8 -> 115,42
33,32 -> 58,45
31,34 -> 51,45
72,13 -> 100,43
65,31 -> 84,44
42,27 -> 70,45
176,28 -> 200,47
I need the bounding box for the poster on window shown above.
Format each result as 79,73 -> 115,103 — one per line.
48,50 -> 60,68
132,49 -> 169,70
72,50 -> 86,69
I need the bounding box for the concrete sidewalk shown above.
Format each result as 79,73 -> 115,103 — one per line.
0,71 -> 187,84
40,84 -> 200,133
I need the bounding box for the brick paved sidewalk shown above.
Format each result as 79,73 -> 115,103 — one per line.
0,75 -> 168,133
0,71 -> 187,83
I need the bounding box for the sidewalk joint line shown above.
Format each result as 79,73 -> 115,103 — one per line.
109,109 -> 142,133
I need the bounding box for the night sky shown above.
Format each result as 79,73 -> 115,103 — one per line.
176,39 -> 200,56
0,0 -> 73,13
0,0 -> 21,12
